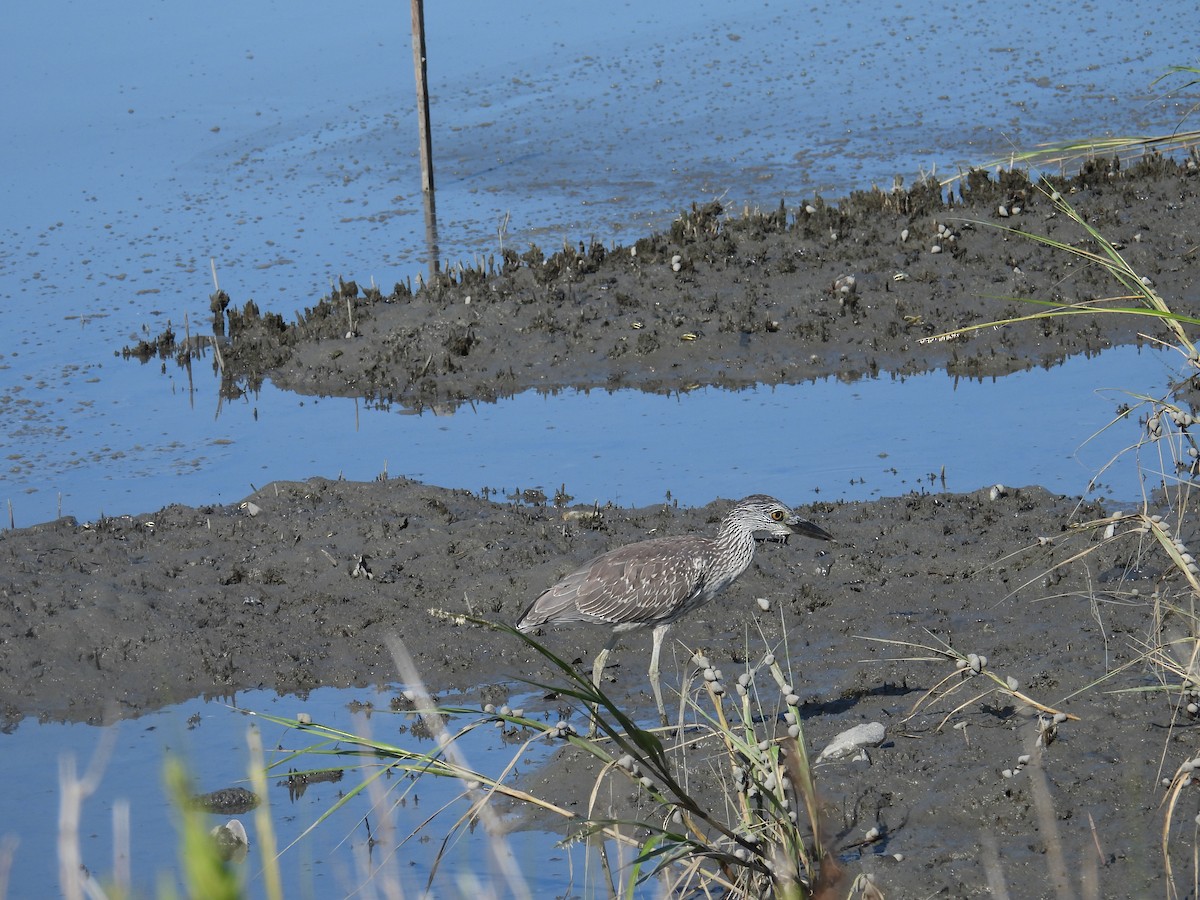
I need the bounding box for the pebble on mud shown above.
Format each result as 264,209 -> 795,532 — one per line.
210,819 -> 249,862
815,722 -> 887,764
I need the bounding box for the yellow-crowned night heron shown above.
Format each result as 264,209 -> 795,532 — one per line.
517,495 -> 832,725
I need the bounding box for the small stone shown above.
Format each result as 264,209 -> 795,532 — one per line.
210,819 -> 249,862
815,722 -> 886,764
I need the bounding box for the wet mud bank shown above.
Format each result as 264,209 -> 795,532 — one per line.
4,478 -> 1123,728
0,476 -> 1187,895
126,155 -> 1200,411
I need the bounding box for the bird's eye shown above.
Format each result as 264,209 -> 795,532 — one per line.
771,510 -> 785,521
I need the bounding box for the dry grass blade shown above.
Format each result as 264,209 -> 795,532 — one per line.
386,635 -> 532,899
860,633 -> 1076,725
57,726 -> 117,900
245,724 -> 283,900
1161,754 -> 1200,899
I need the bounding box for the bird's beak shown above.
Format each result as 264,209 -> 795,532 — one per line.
787,517 -> 833,542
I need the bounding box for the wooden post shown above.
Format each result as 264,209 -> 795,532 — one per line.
423,176 -> 440,276
410,0 -> 434,194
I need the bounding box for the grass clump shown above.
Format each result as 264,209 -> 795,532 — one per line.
235,624 -> 857,899
918,107 -> 1200,894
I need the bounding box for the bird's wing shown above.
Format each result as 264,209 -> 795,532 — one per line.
522,537 -> 709,630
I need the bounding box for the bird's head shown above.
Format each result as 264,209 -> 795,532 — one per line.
736,494 -> 833,544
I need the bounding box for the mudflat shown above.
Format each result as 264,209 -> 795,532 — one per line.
8,157 -> 1200,895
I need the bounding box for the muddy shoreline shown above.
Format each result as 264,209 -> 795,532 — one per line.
3,476 -> 1119,726
8,156 -> 1200,895
128,156 -> 1196,410
1,475 -> 1187,895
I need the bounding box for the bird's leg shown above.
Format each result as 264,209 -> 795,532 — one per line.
588,634 -> 619,736
649,623 -> 671,727
591,644 -> 612,692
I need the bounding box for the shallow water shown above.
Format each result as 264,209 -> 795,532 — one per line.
0,0 -> 1192,526
2,685 -> 583,899
3,342 -> 1183,527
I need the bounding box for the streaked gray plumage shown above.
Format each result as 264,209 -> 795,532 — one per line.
517,494 -> 832,725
